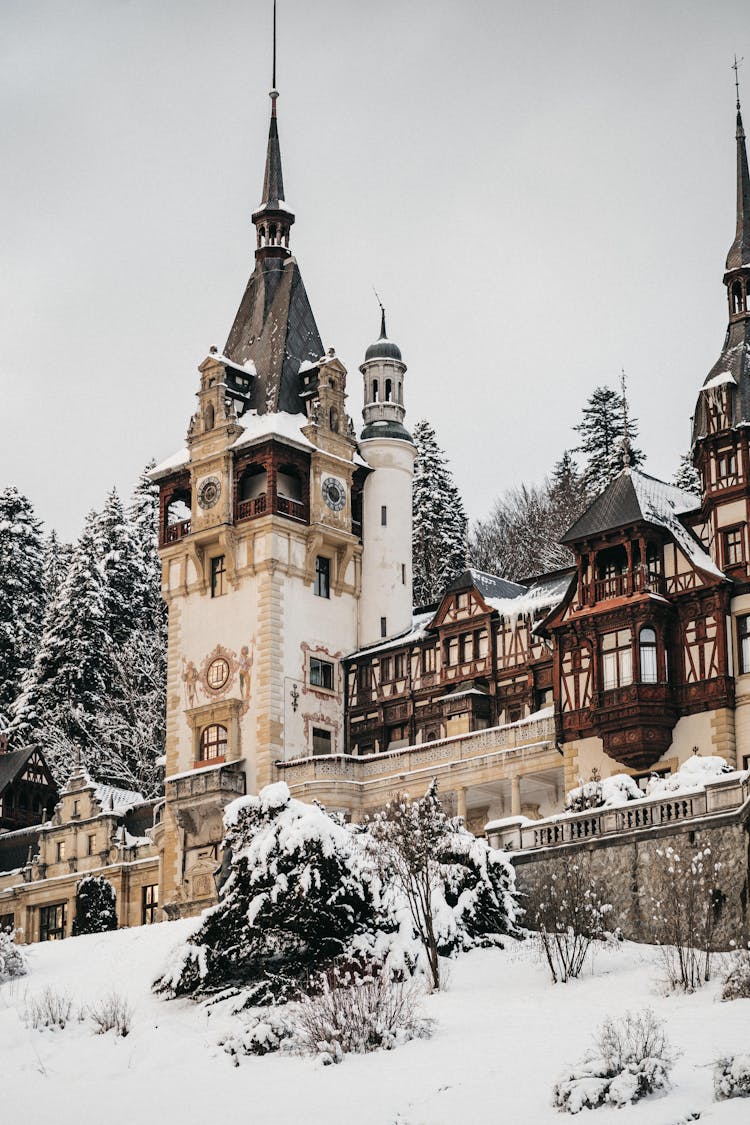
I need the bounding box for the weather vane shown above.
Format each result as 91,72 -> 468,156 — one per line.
620,367 -> 632,468
272,0 -> 277,91
733,54 -> 743,109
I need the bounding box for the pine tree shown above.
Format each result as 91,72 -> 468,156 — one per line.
412,420 -> 468,606
72,875 -> 118,936
0,488 -> 47,718
43,530 -> 73,604
128,460 -> 165,626
574,385 -> 644,495
96,489 -> 141,649
673,451 -> 701,495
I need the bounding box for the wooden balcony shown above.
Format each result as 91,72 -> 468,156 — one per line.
238,495 -> 267,520
236,493 -> 308,524
164,518 -> 191,544
581,570 -> 666,604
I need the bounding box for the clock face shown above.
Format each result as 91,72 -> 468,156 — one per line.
322,476 -> 346,512
198,476 -> 221,510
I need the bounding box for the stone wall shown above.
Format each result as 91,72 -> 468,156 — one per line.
512,806 -> 750,948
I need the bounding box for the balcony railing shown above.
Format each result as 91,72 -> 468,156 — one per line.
166,762 -> 246,803
276,495 -> 304,520
238,495 -> 267,520
581,569 -> 666,604
236,493 -> 309,524
164,519 -> 191,543
486,772 -> 750,852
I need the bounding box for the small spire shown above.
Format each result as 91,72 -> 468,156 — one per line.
373,288 -> 387,339
728,55 -> 750,271
620,368 -> 634,470
251,0 -> 295,256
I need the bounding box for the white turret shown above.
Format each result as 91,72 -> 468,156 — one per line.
358,311 -> 415,645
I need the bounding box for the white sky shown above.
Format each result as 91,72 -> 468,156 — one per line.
0,0 -> 746,541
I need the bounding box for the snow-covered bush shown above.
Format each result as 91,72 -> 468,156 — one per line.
721,948 -> 750,1001
553,1009 -> 675,1113
714,1053 -> 750,1100
72,874 -> 118,936
529,861 -> 612,983
221,1010 -> 296,1062
646,754 -> 732,798
0,928 -> 27,982
368,780 -> 519,990
88,991 -> 132,1036
154,782 -> 402,1005
650,845 -> 719,991
155,780 -> 519,1005
24,987 -> 74,1030
566,772 -> 641,813
293,964 -> 432,1064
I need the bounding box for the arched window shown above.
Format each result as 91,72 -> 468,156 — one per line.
238,465 -> 267,502
204,403 -> 215,431
199,724 -> 227,761
372,379 -> 378,402
277,464 -> 303,503
329,407 -> 339,432
385,378 -> 393,401
732,281 -> 744,315
640,627 -> 658,683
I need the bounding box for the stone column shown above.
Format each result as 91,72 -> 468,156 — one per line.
456,787 -> 467,822
511,776 -> 522,817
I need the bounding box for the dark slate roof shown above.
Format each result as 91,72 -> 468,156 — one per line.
0,825 -> 39,874
447,568 -> 527,601
360,419 -> 413,442
223,256 -> 324,415
561,470 -> 698,544
727,107 -> 750,272
0,748 -> 34,795
364,309 -> 402,362
255,105 -> 287,214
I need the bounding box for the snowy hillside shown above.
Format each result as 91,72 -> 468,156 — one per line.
1,923 -> 749,1124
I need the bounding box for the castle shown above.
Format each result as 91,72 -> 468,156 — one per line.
2,62 -> 750,942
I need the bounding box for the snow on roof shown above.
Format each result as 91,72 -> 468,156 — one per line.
148,447 -> 190,480
347,611 -> 435,660
216,354 -> 257,377
231,411 -> 315,453
93,782 -> 145,813
486,571 -> 573,626
701,370 -> 737,391
629,471 -> 723,579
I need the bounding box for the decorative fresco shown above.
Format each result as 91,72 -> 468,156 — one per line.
181,639 -> 255,714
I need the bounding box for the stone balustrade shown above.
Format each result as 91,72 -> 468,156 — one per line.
487,773 -> 750,852
277,715 -> 557,788
166,763 -> 246,804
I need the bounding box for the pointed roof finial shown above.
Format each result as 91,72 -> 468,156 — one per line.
373,288 -> 387,339
272,0 -> 277,92
620,367 -> 634,470
727,55 -> 750,272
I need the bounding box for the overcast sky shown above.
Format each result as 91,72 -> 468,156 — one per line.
0,0 -> 747,542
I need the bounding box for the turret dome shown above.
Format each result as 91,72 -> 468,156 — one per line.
364,307 -> 402,361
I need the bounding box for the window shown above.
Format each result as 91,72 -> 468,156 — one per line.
459,633 -> 471,663
380,616 -> 387,638
717,451 -> 738,480
381,506 -> 387,527
380,656 -> 392,681
601,629 -> 633,690
39,902 -> 67,941
388,723 -> 408,747
211,555 -> 226,598
394,653 -> 406,678
310,657 -> 334,691
72,800 -> 79,818
142,884 -> 159,925
739,615 -> 750,674
421,646 -> 436,675
87,833 -> 96,857
724,526 -> 744,567
402,563 -> 406,585
314,556 -> 330,598
56,840 -> 66,862
639,627 -> 658,683
199,724 -> 227,761
312,727 -> 332,756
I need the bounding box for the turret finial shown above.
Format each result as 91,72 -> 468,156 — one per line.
270,0 -> 279,116
733,53 -> 743,113
620,368 -> 634,470
373,287 -> 387,339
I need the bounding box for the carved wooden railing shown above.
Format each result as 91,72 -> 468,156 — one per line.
276,495 -> 304,520
486,773 -> 750,852
164,518 -> 191,544
238,495 -> 267,520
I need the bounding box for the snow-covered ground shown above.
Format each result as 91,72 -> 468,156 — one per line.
1,922 -> 748,1124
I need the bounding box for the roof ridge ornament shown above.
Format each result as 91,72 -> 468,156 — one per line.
620,367 -> 635,472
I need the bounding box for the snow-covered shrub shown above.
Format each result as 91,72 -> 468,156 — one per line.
646,754 -> 732,798
566,772 -> 641,813
88,991 -> 132,1036
721,947 -> 750,1001
72,874 -> 118,936
368,780 -> 519,990
650,845 -> 719,991
553,1009 -> 675,1113
714,1053 -> 750,1100
0,928 -> 27,982
154,782 -> 403,1005
24,987 -> 74,1030
220,1010 -> 296,1062
528,861 -> 612,983
293,965 -> 432,1064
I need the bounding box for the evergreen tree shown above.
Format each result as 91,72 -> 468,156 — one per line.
673,451 -> 701,495
412,420 -> 468,606
574,385 -> 644,495
0,488 -> 46,717
43,530 -> 73,604
128,460 -> 165,626
72,875 -> 118,936
96,489 -> 141,648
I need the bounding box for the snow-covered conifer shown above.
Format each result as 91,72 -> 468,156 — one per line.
673,451 -> 701,495
0,488 -> 46,716
0,927 -> 27,981
412,420 -> 468,605
72,875 -> 118,936
574,385 -> 644,495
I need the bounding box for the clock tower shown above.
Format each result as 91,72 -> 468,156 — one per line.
151,73 -> 372,916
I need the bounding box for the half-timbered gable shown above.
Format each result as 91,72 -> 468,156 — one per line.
0,742 -> 58,832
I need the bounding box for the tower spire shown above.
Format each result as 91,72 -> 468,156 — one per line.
728,54 -> 750,272
252,0 -> 295,259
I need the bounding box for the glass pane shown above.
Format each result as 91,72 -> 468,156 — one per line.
619,648 -> 633,686
641,645 -> 658,683
603,651 -> 617,690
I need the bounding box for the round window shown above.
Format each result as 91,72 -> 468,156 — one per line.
207,657 -> 230,691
